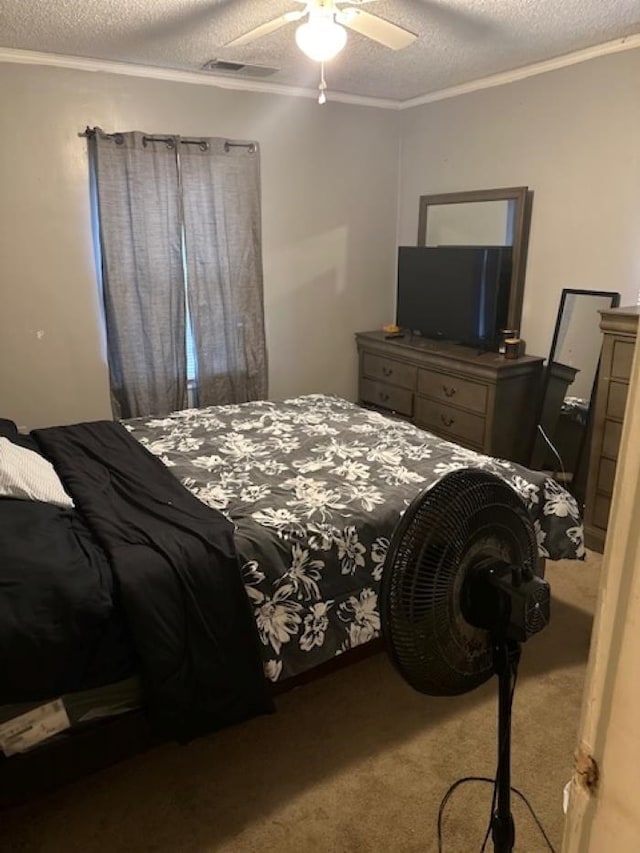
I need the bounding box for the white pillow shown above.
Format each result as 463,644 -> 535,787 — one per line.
0,437 -> 74,508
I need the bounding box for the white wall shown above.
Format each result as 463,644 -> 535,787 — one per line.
4,48 -> 640,428
397,48 -> 640,361
0,64 -> 399,428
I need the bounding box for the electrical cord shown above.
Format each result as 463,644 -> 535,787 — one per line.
437,776 -> 493,852
436,775 -> 556,853
511,786 -> 556,851
536,423 -> 567,483
436,655 -> 555,853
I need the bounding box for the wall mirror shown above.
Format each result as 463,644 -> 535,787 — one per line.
530,288 -> 620,505
417,187 -> 533,332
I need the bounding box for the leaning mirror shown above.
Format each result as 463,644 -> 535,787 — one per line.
418,187 -> 533,333
530,288 -> 620,506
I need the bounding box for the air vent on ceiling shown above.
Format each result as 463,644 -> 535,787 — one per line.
201,59 -> 279,78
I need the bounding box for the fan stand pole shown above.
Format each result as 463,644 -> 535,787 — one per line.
491,639 -> 521,853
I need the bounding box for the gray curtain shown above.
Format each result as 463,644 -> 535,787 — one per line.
90,131 -> 187,418
180,139 -> 267,406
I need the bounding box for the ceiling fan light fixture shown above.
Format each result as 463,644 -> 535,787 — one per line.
295,17 -> 347,62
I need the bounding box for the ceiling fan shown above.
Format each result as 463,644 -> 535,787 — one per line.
224,0 -> 418,102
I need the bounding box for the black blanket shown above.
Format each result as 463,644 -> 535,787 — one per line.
34,421 -> 273,740
0,498 -> 134,703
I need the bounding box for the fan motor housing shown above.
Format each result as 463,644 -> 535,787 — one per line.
462,558 -> 551,644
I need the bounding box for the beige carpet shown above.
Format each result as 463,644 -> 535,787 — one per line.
2,552 -> 601,853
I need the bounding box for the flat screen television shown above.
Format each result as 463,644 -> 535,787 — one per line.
396,246 -> 513,350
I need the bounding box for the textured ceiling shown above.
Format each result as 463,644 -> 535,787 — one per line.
1,0 -> 639,101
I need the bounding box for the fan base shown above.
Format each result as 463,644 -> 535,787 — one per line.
491,811 -> 515,853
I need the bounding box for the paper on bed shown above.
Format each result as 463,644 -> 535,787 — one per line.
0,699 -> 70,756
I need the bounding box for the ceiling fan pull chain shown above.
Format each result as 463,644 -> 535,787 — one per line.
318,61 -> 327,104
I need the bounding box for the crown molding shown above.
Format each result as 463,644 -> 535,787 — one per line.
1,33 -> 639,111
399,33 -> 640,110
0,47 -> 399,110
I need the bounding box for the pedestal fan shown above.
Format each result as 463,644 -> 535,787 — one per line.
380,469 -> 551,852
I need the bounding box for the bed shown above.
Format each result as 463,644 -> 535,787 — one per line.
126,393 -> 583,679
0,394 -> 583,801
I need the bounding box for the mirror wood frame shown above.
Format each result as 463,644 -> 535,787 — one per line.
417,186 -> 533,333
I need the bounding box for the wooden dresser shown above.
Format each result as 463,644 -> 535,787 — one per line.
584,306 -> 638,552
355,331 -> 544,464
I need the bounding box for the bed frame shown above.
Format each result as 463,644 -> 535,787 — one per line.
0,547 -> 546,808
0,640 -> 382,808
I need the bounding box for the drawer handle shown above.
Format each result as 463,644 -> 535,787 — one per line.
379,391 -> 390,403
442,384 -> 457,398
441,414 -> 455,427
382,366 -> 393,377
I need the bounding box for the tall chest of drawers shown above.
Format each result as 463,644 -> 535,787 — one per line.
355,331 -> 544,465
584,307 -> 639,552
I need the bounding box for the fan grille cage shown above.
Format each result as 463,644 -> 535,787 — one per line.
380,470 -> 538,696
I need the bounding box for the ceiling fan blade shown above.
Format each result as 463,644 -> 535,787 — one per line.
225,11 -> 305,48
336,8 -> 417,50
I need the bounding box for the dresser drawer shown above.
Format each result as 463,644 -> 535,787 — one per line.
361,378 -> 413,416
417,368 -> 488,415
597,457 -> 617,496
592,494 -> 612,531
602,419 -> 622,460
607,381 -> 629,421
362,353 -> 416,390
415,397 -> 485,447
611,339 -> 635,381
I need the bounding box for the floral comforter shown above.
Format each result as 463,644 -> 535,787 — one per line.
125,395 -> 584,683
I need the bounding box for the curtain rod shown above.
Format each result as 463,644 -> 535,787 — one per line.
79,127 -> 256,153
